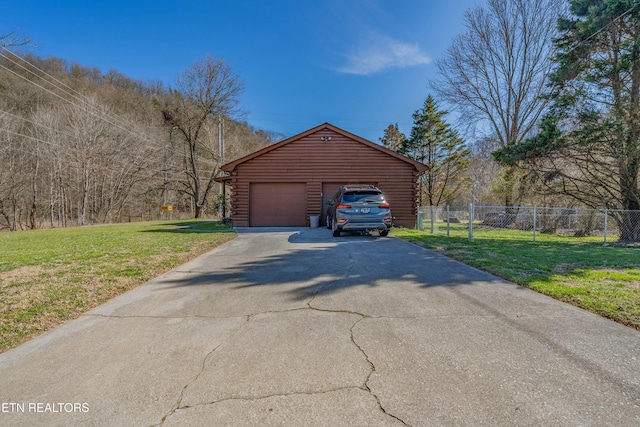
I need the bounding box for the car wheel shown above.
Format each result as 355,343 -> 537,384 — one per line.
380,230 -> 389,237
332,218 -> 341,237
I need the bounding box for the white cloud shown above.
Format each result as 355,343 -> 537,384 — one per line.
336,36 -> 431,75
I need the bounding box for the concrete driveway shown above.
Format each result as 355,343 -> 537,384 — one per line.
1,227 -> 639,426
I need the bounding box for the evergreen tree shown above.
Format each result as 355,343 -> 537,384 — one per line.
379,123 -> 406,152
403,96 -> 471,206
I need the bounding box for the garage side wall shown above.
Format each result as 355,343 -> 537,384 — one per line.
228,129 -> 420,227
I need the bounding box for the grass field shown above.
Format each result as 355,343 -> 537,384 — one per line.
392,225 -> 640,330
0,220 -> 235,352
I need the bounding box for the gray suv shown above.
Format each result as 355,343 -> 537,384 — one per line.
325,186 -> 392,237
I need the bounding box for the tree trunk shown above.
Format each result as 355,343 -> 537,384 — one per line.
79,166 -> 90,226
618,156 -> 640,242
29,139 -> 39,230
504,164 -> 517,207
618,171 -> 640,242
194,203 -> 204,218
618,212 -> 640,242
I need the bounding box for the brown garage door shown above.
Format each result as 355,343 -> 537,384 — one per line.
250,183 -> 307,226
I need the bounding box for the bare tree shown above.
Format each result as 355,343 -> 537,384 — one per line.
467,136 -> 504,205
0,32 -> 32,48
432,0 -> 562,206
0,115 -> 27,230
65,99 -> 109,225
162,55 -> 245,218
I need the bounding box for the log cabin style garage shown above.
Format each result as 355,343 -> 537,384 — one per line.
219,123 -> 428,228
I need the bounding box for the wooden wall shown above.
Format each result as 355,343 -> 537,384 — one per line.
225,127 -> 421,228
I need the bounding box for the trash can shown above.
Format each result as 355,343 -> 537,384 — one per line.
309,215 -> 320,228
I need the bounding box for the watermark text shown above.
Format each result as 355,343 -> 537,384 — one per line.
1,402 -> 89,413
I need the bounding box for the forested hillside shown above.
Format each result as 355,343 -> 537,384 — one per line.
0,51 -> 276,231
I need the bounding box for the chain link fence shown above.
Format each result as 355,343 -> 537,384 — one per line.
417,205 -> 640,245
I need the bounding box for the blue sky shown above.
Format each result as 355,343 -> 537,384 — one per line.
3,0 -> 481,143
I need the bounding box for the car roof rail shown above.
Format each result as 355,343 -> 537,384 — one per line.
342,184 -> 379,190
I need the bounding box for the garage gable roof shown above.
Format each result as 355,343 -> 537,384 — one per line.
221,122 -> 428,173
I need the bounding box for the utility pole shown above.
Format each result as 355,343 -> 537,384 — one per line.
218,115 -> 225,219
218,115 -> 225,164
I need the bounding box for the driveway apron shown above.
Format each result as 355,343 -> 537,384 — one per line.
1,227 -> 639,426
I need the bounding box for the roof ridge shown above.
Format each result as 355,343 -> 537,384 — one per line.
220,122 -> 428,172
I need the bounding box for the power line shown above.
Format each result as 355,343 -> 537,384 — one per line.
0,47 -> 159,146
0,47 -> 395,147
0,49 -> 229,170
0,124 -> 221,173
0,128 -> 164,174
0,107 -> 219,168
577,3 -> 638,48
0,46 -> 159,138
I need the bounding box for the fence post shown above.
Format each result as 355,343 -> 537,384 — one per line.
446,205 -> 450,238
603,209 -> 608,247
430,205 -> 435,234
533,206 -> 537,243
468,203 -> 474,242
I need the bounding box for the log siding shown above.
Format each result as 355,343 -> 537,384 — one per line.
221,123 -> 427,228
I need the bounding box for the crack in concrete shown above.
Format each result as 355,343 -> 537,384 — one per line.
307,252 -> 355,308
154,249 -> 411,426
171,385 -> 365,410
154,314 -> 251,427
152,311 -> 406,425
350,317 -> 412,427
150,305 -> 412,426
305,250 -> 410,426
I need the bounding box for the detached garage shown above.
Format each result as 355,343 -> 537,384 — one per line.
219,123 -> 428,228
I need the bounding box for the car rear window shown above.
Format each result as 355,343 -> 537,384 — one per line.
342,192 -> 384,203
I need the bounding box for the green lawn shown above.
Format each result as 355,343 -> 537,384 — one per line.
0,220 -> 235,352
392,226 -> 640,330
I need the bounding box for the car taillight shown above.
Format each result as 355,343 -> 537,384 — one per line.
337,204 -> 351,209
379,203 -> 390,209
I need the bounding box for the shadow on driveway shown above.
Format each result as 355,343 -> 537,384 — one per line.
158,226 -> 510,302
